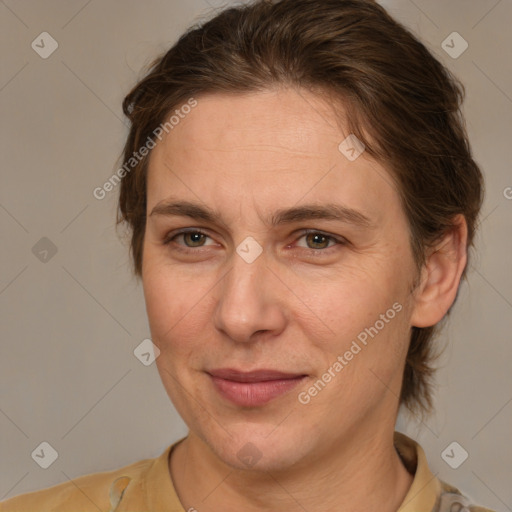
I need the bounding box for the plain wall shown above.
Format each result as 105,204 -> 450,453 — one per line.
1,0 -> 511,509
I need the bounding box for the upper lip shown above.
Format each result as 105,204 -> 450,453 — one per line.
207,368 -> 306,382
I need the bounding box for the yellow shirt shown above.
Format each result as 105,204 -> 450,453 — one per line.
1,432 -> 495,512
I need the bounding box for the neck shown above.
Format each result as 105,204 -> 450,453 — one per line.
169,423 -> 413,512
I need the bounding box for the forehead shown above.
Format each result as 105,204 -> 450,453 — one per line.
146,88 -> 400,227
156,89 -> 348,164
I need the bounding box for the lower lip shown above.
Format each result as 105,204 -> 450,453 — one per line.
209,375 -> 307,407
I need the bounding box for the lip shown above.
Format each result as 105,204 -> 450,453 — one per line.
207,368 -> 307,407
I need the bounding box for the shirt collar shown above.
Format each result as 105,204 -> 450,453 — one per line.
140,432 -> 441,512
395,431 -> 442,512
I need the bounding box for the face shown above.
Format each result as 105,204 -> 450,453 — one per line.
142,88 -> 420,472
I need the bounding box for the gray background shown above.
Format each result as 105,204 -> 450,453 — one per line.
1,0 -> 511,510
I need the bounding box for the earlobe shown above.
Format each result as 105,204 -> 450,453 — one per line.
410,215 -> 468,328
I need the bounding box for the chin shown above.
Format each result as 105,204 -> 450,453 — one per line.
201,422 -> 314,473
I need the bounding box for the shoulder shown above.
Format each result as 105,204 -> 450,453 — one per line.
436,480 -> 497,512
0,456 -> 157,512
393,432 -> 496,512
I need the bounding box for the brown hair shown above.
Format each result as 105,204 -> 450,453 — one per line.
117,0 -> 484,416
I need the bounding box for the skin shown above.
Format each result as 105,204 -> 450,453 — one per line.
141,87 -> 468,512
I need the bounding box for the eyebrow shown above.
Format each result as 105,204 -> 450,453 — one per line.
150,200 -> 374,229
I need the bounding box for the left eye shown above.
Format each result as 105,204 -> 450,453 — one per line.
295,230 -> 341,250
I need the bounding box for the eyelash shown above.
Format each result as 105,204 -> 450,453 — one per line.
162,228 -> 346,254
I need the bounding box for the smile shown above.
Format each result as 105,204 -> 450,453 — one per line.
207,369 -> 308,407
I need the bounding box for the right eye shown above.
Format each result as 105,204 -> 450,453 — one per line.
163,229 -> 216,252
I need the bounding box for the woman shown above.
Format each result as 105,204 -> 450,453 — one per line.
2,0 -> 493,510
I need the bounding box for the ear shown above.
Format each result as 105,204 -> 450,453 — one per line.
410,215 -> 468,328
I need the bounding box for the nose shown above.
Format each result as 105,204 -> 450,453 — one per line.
212,248 -> 287,344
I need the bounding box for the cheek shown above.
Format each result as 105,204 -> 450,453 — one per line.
142,261 -> 212,355
296,262 -> 406,339
142,268 -> 174,337
293,262 -> 413,398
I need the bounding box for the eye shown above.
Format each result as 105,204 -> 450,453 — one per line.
163,229 -> 214,251
162,228 -> 346,254
294,230 -> 345,252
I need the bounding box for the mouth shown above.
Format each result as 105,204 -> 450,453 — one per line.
207,368 -> 308,407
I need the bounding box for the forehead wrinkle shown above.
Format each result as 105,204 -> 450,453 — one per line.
200,143 -> 325,157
